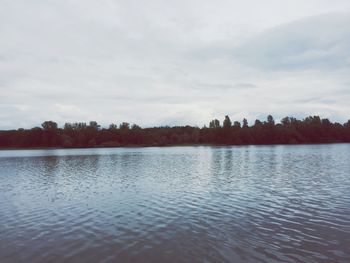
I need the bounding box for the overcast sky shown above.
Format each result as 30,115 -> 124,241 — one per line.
1,0 -> 350,129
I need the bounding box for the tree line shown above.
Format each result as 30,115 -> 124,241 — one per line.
1,115 -> 350,148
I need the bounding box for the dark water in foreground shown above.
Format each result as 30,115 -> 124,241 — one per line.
0,145 -> 350,263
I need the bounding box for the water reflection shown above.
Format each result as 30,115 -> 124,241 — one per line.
0,145 -> 350,263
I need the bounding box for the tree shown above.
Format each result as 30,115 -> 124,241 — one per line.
233,121 -> 241,128
89,121 -> 100,131
41,121 -> 59,147
223,115 -> 232,129
119,122 -> 130,130
267,115 -> 275,125
281,117 -> 291,126
109,123 -> 118,130
1,115 -> 350,148
242,118 -> 248,128
254,119 -> 262,126
209,119 -> 220,128
41,121 -> 58,131
131,124 -> 141,130
64,123 -> 73,131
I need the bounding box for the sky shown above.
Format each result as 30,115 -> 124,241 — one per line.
1,0 -> 350,129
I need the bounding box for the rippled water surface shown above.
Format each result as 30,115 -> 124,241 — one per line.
1,145 -> 350,263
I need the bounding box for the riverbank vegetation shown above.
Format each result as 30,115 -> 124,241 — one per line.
1,115 -> 350,148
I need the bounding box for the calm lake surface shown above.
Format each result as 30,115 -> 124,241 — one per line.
1,145 -> 350,263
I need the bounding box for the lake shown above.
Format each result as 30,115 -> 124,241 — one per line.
0,145 -> 350,263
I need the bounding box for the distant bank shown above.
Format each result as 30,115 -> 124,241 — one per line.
1,115 -> 350,149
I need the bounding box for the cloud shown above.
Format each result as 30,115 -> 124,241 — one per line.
233,13 -> 350,71
0,1 -> 350,129
197,82 -> 257,90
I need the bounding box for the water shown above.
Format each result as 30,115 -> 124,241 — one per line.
0,145 -> 349,263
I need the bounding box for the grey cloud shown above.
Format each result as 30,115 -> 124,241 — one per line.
233,13 -> 350,71
1,1 -> 350,129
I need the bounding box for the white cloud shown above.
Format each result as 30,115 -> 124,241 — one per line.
0,1 -> 350,129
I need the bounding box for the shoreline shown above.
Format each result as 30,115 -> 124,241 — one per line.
1,142 -> 349,151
